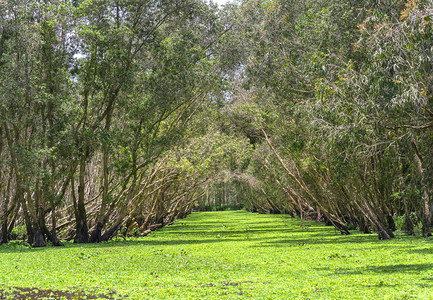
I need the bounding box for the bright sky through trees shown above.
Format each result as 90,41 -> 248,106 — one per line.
214,0 -> 229,6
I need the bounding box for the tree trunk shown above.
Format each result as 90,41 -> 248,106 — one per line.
377,227 -> 393,240
90,221 -> 104,243
376,215 -> 394,240
359,217 -> 371,234
101,222 -> 121,242
387,214 -> 396,232
74,152 -> 89,243
333,221 -> 350,235
0,181 -> 12,244
30,222 -> 46,247
1,218 -> 8,244
404,214 -> 415,236
413,141 -> 431,237
50,205 -> 63,246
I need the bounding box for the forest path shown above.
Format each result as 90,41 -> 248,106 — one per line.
0,211 -> 432,299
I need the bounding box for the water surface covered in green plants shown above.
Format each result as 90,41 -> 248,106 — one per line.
1,211 -> 433,299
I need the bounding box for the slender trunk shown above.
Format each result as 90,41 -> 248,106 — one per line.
262,128 -> 348,233
90,96 -> 115,243
399,155 -> 415,236
22,192 -> 46,247
23,203 -> 33,245
1,217 -> 8,244
387,214 -> 396,232
0,168 -> 14,244
32,187 -> 47,247
50,202 -> 63,246
403,191 -> 415,236
412,141 -> 431,237
357,172 -> 393,239
74,151 -> 89,243
100,163 -> 139,241
0,127 -> 6,244
47,102 -> 63,247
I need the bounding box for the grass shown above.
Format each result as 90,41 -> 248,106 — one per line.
1,211 -> 433,299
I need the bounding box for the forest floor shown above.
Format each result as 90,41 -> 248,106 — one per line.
1,211 -> 433,299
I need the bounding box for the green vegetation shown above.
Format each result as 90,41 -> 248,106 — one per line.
3,1 -> 433,297
1,211 -> 433,299
2,0 -> 433,245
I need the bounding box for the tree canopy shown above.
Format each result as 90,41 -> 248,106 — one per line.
1,0 -> 433,246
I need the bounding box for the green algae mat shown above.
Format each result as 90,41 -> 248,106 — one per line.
1,211 -> 433,299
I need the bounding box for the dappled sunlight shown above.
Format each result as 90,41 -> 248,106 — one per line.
1,211 -> 433,299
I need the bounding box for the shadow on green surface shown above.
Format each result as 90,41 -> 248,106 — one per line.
0,235 -> 280,254
253,235 -> 377,247
161,228 -> 325,236
405,247 -> 433,255
317,263 -> 433,275
0,286 -> 119,300
0,211 -> 384,254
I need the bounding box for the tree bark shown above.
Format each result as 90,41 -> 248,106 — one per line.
404,214 -> 415,236
74,152 -> 89,243
387,214 -> 396,232
412,141 -> 431,237
359,217 -> 372,234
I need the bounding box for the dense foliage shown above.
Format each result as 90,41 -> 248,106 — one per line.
1,0 -> 433,247
0,0 -> 243,246
220,0 -> 433,240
